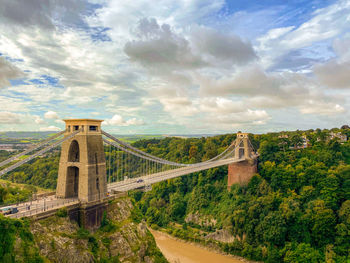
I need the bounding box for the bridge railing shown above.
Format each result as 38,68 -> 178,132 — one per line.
6,192 -> 122,219
7,197 -> 79,219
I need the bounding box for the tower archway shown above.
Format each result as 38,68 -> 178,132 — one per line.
66,166 -> 79,197
68,140 -> 79,162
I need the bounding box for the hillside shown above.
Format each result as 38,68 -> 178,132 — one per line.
131,127 -> 350,262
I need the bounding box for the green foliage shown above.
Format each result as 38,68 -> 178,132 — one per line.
283,243 -> 323,263
3,152 -> 59,189
133,129 -> 350,262
0,216 -> 43,263
0,186 -> 7,204
55,207 -> 68,217
0,183 -> 37,205
100,211 -> 117,232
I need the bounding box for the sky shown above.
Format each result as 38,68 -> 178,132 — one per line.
0,0 -> 349,134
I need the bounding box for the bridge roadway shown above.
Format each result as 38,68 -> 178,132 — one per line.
107,157 -> 244,192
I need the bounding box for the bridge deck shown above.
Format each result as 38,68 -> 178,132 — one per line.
107,157 -> 245,192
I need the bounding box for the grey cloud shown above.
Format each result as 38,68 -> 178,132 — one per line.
125,19 -> 257,73
124,18 -> 207,72
198,65 -> 345,115
314,60 -> 350,89
191,27 -> 257,66
0,57 -> 24,88
198,66 -> 283,97
0,0 -> 85,29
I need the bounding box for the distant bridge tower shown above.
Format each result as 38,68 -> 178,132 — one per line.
56,119 -> 107,202
227,132 -> 257,189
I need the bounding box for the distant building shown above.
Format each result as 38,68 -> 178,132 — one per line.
329,132 -> 347,143
0,144 -> 30,151
301,135 -> 310,148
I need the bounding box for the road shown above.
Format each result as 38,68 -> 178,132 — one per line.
108,157 -> 244,192
3,195 -> 79,219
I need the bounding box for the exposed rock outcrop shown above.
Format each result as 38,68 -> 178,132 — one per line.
28,197 -> 167,263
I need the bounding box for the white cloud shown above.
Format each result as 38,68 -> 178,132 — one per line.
44,111 -> 59,119
215,109 -> 271,125
34,115 -> 45,124
39,125 -> 61,131
55,119 -> 65,124
104,114 -> 145,126
0,111 -> 23,124
0,96 -> 31,112
300,101 -> 345,115
256,0 -> 350,69
0,0 -> 348,133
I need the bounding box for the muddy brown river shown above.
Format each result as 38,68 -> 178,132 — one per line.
151,229 -> 246,263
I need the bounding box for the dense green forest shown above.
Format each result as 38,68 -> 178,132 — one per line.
130,127 -> 350,263
0,127 -> 349,262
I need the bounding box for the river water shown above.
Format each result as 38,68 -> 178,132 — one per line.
151,229 -> 246,263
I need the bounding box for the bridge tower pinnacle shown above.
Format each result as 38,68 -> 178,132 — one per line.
227,132 -> 257,189
56,119 -> 107,202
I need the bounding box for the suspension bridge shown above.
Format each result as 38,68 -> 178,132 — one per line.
0,119 -> 258,224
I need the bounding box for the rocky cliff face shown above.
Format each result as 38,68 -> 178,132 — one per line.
14,197 -> 167,263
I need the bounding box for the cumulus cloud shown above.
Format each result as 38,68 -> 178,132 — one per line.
39,125 -> 61,131
300,101 -> 345,115
44,111 -> 59,119
215,109 -> 271,125
190,26 -> 257,66
0,57 -> 23,88
314,36 -> 350,89
0,0 -> 85,29
0,0 -> 348,132
0,96 -> 31,112
124,18 -> 206,73
103,114 -> 145,126
0,111 -> 23,124
199,98 -> 244,114
198,66 -> 280,96
314,60 -> 350,89
125,18 -> 257,74
34,115 -> 45,124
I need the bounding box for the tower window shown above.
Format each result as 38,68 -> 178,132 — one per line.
73,125 -> 79,131
89,125 -> 98,131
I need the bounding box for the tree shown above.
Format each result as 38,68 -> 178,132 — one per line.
304,200 -> 336,246
0,186 -> 7,204
168,192 -> 186,221
188,145 -> 199,162
283,243 -> 323,263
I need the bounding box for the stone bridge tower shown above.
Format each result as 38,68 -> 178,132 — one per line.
56,119 -> 107,202
227,132 -> 257,189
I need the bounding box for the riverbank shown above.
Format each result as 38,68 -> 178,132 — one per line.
150,229 -> 258,263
